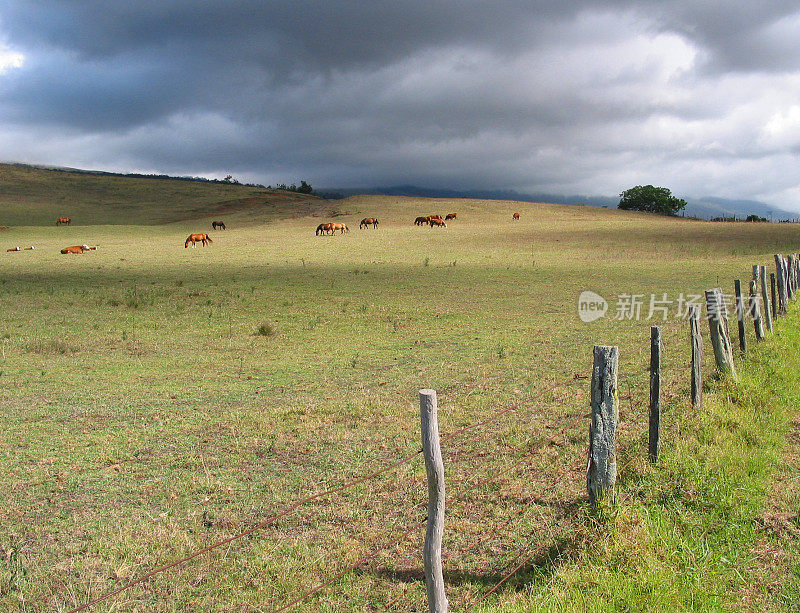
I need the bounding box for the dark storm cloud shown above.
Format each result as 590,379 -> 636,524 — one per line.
2,1 -> 800,207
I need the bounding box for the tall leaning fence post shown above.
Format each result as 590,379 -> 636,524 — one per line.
588,345 -> 619,505
760,266 -> 773,333
704,288 -> 737,380
749,280 -> 765,341
419,389 -> 448,613
648,327 -> 661,463
776,254 -> 789,316
734,280 -> 747,353
689,306 -> 703,409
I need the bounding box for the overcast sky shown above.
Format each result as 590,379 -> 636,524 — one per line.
1,1 -> 800,209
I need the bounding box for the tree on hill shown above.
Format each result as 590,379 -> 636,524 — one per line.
618,185 -> 687,216
276,180 -> 314,194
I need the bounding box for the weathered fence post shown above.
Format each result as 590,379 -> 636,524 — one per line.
689,306 -> 703,409
771,272 -> 778,320
760,266 -> 773,332
704,288 -> 737,380
789,254 -> 797,300
419,389 -> 448,613
588,345 -> 619,505
775,255 -> 789,316
734,280 -> 747,353
752,264 -> 759,283
749,280 -> 765,341
648,327 -> 661,463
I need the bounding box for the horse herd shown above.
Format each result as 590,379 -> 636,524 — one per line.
7,211 -> 524,253
413,213 -> 455,228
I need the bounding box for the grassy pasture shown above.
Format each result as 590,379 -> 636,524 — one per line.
1,172 -> 800,610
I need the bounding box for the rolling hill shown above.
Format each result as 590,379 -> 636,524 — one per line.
0,162 -> 333,226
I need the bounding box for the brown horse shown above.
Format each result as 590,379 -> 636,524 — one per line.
316,222 -> 333,236
211,221 -> 226,230
430,218 -> 447,228
56,217 -> 71,226
330,222 -> 349,234
6,247 -> 20,252
445,213 -> 457,220
185,233 -> 213,248
360,217 -> 379,229
513,212 -> 520,220
414,216 -> 429,226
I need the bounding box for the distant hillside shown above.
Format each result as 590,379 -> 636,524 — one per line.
0,163 -> 329,226
319,185 -> 797,221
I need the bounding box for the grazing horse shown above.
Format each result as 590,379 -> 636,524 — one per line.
414,216 -> 429,226
330,222 -> 349,234
430,218 -> 447,228
185,233 -> 213,248
445,213 -> 457,220
211,221 -> 226,230
513,212 -> 520,220
6,246 -> 20,252
360,217 -> 379,229
56,217 -> 71,226
60,244 -> 91,254
316,222 -> 333,236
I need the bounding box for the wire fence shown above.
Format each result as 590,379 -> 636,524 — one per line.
62,252 -> 800,612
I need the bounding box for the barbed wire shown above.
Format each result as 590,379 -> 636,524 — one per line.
272,517 -> 427,612
66,384 -> 589,612
64,445 -> 424,613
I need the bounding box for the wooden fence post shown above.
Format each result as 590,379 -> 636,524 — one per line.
775,255 -> 784,315
752,264 -> 759,283
704,289 -> 737,380
789,254 -> 797,300
419,389 -> 448,613
588,345 -> 619,505
771,272 -> 778,320
749,280 -> 765,341
760,266 -> 773,333
775,255 -> 788,316
689,306 -> 703,409
734,280 -> 747,353
648,327 -> 661,463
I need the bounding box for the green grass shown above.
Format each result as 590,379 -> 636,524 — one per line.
1,166 -> 800,610
479,309 -> 800,611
